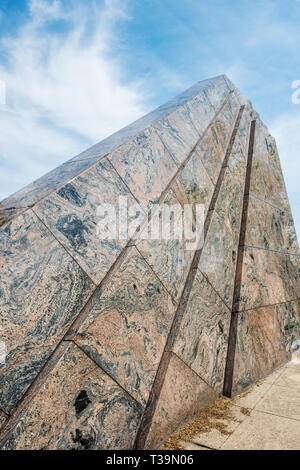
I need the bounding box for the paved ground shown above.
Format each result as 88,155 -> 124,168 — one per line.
162,361 -> 300,450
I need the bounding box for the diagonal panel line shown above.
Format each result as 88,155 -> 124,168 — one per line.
223,120 -> 256,398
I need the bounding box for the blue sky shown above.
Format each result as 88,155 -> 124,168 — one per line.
0,0 -> 299,237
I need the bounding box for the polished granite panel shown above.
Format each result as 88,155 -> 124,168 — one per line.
68,75 -> 229,165
235,103 -> 252,151
108,126 -> 178,208
1,75 -> 227,221
144,354 -> 218,449
71,246 -> 176,407
238,247 -> 300,311
171,271 -> 231,392
0,207 -> 25,228
0,210 -> 94,414
251,124 -> 290,211
212,95 -> 238,153
173,147 -> 214,216
225,92 -> 241,125
214,167 -> 244,241
136,190 -> 194,302
249,155 -> 271,202
0,412 -> 7,430
263,164 -> 291,212
232,301 -> 300,395
185,90 -> 215,136
34,158 -> 141,285
198,210 -> 237,309
226,137 -> 247,191
0,158 -> 100,212
200,75 -> 230,109
153,104 -> 200,166
245,195 -> 299,254
0,343 -> 143,450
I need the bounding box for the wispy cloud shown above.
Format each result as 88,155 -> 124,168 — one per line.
269,109 -> 300,239
0,0 -> 147,200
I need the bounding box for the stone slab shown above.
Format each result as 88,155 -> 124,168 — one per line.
221,410 -> 300,450
173,146 -> 214,217
238,247 -> 300,310
0,343 -> 143,450
144,353 -> 218,450
245,195 -> 299,254
233,382 -> 272,409
185,90 -> 215,136
34,158 -> 141,285
196,127 -> 224,185
226,137 -> 247,191
71,246 -> 176,407
214,167 -> 244,241
0,75 -> 227,216
256,384 -> 300,420
198,210 -> 237,309
275,363 -> 300,390
171,271 -> 231,392
136,190 -> 194,302
232,301 -> 300,395
108,126 -> 178,208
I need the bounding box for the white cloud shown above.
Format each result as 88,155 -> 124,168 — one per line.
0,0 -> 147,201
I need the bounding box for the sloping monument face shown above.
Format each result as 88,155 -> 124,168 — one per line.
0,75 -> 299,449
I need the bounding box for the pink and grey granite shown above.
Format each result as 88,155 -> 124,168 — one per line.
0,75 -> 299,450
0,75 -> 229,215
226,136 -> 248,190
232,300 -> 300,395
0,343 -> 143,450
238,247 -> 300,311
245,195 -> 299,254
0,210 -> 94,414
142,353 -> 218,449
34,158 -> 143,284
69,246 -> 176,407
153,103 -> 200,166
196,126 -> 224,185
0,412 -> 7,431
198,210 -> 238,309
185,89 -> 215,135
172,144 -> 214,216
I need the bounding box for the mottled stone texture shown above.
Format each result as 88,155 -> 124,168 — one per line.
142,353 -> 218,450
70,246 -> 176,407
0,75 -> 299,449
0,210 -> 94,414
0,343 -> 143,450
232,300 -> 300,395
230,113 -> 300,396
